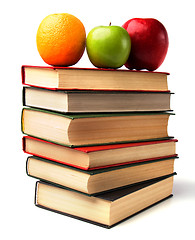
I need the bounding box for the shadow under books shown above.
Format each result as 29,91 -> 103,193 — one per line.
173,179 -> 195,199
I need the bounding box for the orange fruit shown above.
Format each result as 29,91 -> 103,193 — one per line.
36,13 -> 86,66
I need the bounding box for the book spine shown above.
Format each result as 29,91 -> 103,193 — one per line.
21,66 -> 25,85
26,156 -> 30,176
21,108 -> 24,134
22,136 -> 26,152
22,87 -> 26,106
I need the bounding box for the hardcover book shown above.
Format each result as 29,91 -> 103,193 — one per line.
23,136 -> 178,170
26,155 -> 177,195
23,87 -> 172,113
22,65 -> 169,91
21,108 -> 174,147
35,173 -> 176,228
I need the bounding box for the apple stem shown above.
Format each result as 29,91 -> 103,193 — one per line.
109,22 -> 111,26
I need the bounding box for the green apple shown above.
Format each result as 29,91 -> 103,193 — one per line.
86,25 -> 131,68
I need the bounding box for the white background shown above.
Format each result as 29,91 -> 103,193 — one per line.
1,0 -> 194,239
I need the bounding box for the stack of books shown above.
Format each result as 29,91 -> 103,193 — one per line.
21,65 -> 178,228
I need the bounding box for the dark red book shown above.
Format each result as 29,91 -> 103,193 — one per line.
23,136 -> 178,170
21,65 -> 169,91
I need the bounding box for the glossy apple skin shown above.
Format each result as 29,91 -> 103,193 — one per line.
122,18 -> 169,71
86,26 -> 131,69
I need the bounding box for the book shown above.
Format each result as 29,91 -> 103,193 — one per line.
22,65 -> 169,91
26,155 -> 177,195
23,87 -> 172,113
23,136 -> 178,170
35,173 -> 176,228
21,108 -> 173,147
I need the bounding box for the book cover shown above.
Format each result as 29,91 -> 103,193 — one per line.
22,106 -> 175,119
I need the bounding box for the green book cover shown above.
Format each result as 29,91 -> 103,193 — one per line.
22,107 -> 174,119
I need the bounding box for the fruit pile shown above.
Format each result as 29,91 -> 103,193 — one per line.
36,13 -> 169,71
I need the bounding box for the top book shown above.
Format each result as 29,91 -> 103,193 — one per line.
22,65 -> 169,91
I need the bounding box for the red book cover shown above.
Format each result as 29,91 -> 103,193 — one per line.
75,139 -> 178,152
23,136 -> 178,170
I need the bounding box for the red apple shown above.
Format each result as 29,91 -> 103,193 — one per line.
122,18 -> 169,71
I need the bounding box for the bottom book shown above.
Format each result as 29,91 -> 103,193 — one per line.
35,173 -> 176,228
